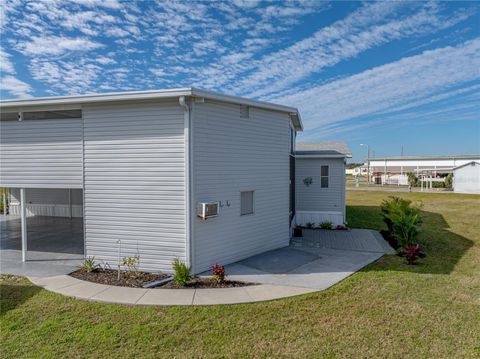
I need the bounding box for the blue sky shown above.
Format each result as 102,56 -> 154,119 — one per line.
1,1 -> 479,162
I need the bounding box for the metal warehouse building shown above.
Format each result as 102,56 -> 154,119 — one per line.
367,155 -> 480,187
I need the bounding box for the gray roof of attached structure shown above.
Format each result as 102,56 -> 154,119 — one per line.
295,141 -> 352,158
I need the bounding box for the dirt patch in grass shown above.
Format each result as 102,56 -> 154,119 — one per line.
160,277 -> 255,289
70,269 -> 169,288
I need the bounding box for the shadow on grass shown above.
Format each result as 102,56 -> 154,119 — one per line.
346,205 -> 474,275
0,280 -> 41,315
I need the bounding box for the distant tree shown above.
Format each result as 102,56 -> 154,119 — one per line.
407,172 -> 418,187
444,173 -> 453,189
346,162 -> 363,169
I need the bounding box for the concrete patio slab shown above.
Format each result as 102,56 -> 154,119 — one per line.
291,228 -> 396,254
239,247 -> 319,273
137,289 -> 195,306
1,215 -> 84,277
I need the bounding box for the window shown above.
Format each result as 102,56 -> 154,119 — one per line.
240,105 -> 250,119
321,166 -> 329,188
240,191 -> 254,215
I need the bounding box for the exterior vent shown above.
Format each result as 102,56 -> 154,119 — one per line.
240,105 -> 249,119
197,202 -> 219,219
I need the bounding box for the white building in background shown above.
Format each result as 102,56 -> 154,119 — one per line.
453,162 -> 480,194
345,166 -> 367,176
367,155 -> 480,185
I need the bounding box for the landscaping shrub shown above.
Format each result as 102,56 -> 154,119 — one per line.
122,255 -> 140,277
407,172 -> 418,187
305,222 -> 315,228
172,258 -> 191,286
80,257 -> 98,273
444,173 -> 453,189
403,244 -> 426,265
380,196 -> 422,249
431,181 -> 445,188
210,263 -> 226,284
319,221 -> 333,229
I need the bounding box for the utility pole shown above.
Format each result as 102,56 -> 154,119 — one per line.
360,144 -> 371,184
401,145 -> 404,157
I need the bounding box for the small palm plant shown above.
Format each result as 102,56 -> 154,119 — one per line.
172,258 -> 191,286
80,257 -> 98,273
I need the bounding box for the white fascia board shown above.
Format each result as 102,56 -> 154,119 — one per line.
1,87 -> 303,130
0,88 -> 193,110
191,88 -> 303,131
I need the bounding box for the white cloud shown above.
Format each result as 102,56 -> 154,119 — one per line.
1,76 -> 32,98
105,27 -> 130,37
29,58 -> 102,94
19,36 -> 103,56
95,56 -> 116,65
0,48 -> 15,74
276,39 -> 480,133
240,2 -> 473,98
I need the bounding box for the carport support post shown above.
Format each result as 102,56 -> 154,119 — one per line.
20,188 -> 27,262
68,189 -> 72,219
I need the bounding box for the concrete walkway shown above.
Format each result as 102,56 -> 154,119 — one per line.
28,275 -> 318,305
24,229 -> 394,306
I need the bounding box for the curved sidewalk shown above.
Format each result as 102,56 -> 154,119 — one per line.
27,230 -> 393,305
28,275 -> 318,305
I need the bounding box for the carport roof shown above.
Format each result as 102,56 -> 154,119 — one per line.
0,87 -> 303,131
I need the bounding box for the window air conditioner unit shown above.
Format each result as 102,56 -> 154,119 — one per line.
197,202 -> 219,219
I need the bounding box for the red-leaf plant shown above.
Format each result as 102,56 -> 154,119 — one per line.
404,244 -> 424,265
210,263 -> 226,284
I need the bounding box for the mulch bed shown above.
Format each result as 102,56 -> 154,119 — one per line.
70,269 -> 169,288
159,277 -> 255,289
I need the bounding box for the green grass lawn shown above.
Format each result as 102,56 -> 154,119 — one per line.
1,191 -> 479,358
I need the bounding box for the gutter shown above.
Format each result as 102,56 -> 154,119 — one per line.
179,96 -> 192,272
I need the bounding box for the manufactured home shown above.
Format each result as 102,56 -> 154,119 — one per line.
1,89 -> 347,274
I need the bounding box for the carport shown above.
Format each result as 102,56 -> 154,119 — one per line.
0,109 -> 85,275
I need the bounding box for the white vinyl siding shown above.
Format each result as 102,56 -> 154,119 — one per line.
82,101 -> 186,273
192,100 -> 291,273
0,118 -> 83,188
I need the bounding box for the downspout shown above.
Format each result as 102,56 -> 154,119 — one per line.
179,96 -> 192,271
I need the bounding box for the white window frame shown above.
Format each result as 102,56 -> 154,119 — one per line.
240,190 -> 255,216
